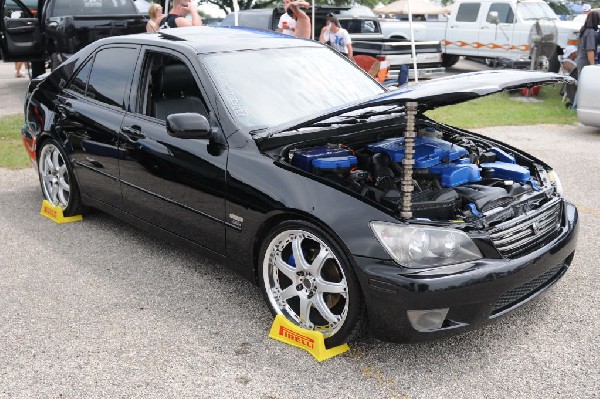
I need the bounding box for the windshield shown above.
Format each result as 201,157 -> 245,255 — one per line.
202,47 -> 385,131
518,2 -> 558,20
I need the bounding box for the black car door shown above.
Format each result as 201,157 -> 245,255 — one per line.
118,47 -> 227,255
56,45 -> 140,207
0,0 -> 42,61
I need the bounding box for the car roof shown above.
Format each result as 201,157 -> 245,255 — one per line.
98,26 -> 321,54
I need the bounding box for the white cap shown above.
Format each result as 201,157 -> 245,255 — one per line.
562,45 -> 577,59
582,4 -> 591,12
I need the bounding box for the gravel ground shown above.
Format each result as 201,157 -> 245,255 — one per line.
1,123 -> 599,398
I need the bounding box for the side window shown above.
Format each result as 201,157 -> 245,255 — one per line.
67,58 -> 92,96
139,51 -> 208,122
455,3 -> 481,22
87,47 -> 138,109
487,3 -> 514,23
361,20 -> 377,34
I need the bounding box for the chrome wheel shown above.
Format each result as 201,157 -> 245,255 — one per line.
262,229 -> 349,338
39,143 -> 71,210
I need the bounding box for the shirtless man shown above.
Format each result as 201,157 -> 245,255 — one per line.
160,0 -> 202,29
287,0 -> 311,39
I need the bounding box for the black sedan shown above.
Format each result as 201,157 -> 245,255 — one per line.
21,27 -> 578,346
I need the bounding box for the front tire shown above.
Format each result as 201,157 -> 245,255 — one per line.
38,139 -> 83,216
259,220 -> 365,347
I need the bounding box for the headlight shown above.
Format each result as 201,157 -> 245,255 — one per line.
370,222 -> 482,268
547,170 -> 563,196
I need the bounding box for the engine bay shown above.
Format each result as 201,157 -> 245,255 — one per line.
284,124 -> 557,225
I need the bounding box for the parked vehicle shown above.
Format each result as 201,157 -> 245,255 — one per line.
220,7 -> 444,81
0,0 -> 147,76
379,0 -> 581,71
22,27 -> 578,345
577,65 -> 600,128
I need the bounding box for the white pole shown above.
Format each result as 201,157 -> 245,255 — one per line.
406,0 -> 419,83
232,0 -> 240,26
165,0 -> 169,14
311,0 -> 315,40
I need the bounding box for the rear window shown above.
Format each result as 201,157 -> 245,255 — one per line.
51,0 -> 138,16
340,19 -> 380,34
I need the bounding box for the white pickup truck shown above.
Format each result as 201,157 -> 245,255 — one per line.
380,0 -> 581,71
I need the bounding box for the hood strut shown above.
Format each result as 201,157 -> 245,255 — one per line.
400,102 -> 417,219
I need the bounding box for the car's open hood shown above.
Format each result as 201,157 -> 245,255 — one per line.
254,70 -> 574,142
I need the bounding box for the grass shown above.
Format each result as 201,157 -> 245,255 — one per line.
0,114 -> 30,169
0,85 -> 578,169
426,84 -> 578,129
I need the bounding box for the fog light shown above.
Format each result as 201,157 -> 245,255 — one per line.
407,308 -> 449,332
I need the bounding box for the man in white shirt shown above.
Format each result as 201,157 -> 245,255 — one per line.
319,16 -> 353,61
278,0 -> 296,36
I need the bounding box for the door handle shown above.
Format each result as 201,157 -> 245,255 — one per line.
122,125 -> 145,140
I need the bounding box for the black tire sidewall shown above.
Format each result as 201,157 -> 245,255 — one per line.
258,220 -> 365,347
38,138 -> 82,217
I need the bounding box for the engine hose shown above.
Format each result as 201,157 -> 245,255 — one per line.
370,153 -> 401,200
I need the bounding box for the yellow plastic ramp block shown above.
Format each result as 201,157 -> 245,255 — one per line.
40,200 -> 82,224
269,314 -> 349,362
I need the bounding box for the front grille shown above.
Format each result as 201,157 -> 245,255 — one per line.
492,262 -> 565,314
489,199 -> 562,259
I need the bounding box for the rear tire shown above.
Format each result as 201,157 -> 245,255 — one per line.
38,139 -> 83,216
441,54 -> 460,68
259,220 -> 365,347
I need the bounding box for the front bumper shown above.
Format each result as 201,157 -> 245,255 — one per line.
355,201 -> 579,342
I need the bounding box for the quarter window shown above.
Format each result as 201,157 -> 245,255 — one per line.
67,58 -> 92,96
87,47 -> 139,109
456,3 -> 481,22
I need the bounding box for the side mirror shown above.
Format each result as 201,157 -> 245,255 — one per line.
166,113 -> 211,139
487,11 -> 499,25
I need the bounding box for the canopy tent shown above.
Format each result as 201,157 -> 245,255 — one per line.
373,0 -> 449,15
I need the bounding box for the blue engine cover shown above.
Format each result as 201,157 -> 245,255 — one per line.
367,137 -> 469,168
312,156 -> 357,171
291,145 -> 351,172
490,147 -> 516,164
429,164 -> 482,187
480,162 -> 530,182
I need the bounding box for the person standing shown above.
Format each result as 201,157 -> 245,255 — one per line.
573,4 -> 591,24
146,3 -> 164,32
160,0 -> 202,29
14,62 -> 26,78
277,0 -> 296,36
576,11 -> 599,77
319,16 -> 353,61
287,1 -> 311,39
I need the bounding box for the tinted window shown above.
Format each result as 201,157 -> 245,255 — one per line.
4,0 -> 37,17
488,3 -> 514,23
67,58 -> 92,96
87,47 -> 138,108
51,0 -> 138,16
456,3 -> 481,22
140,51 -> 208,121
340,19 -> 379,34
